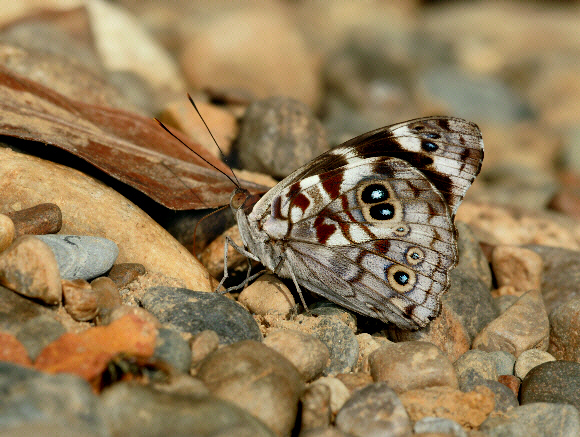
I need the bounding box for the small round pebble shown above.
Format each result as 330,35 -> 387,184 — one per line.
335,382 -> 411,437
91,276 -> 123,325
107,263 -> 146,288
263,329 -> 329,381
197,340 -> 304,437
0,213 -> 15,252
36,234 -> 119,281
369,341 -> 458,393
514,349 -> 556,379
0,235 -> 62,304
5,203 -> 62,237
108,305 -> 161,327
62,278 -> 99,321
238,274 -> 295,317
520,360 -> 580,410
498,374 -> 521,398
309,376 -> 351,415
309,302 -> 357,331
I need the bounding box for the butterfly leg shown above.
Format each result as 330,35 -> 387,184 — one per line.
214,235 -> 261,293
274,256 -> 310,315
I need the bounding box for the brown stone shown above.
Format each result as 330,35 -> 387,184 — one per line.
549,298 -> 580,362
300,383 -> 332,431
498,374 -> 521,398
108,263 -> 146,288
62,278 -> 99,322
491,245 -> 543,292
91,277 -> 122,325
5,203 -> 62,237
0,214 -> 15,252
239,274 -> 296,317
472,289 -> 549,357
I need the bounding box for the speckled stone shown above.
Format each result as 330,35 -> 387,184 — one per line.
454,349 -> 498,390
548,297 -> 580,362
520,360 -> 580,410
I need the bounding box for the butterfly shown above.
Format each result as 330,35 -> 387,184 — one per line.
218,116 -> 484,330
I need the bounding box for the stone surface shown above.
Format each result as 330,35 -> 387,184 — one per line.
335,382 -> 411,437
355,333 -> 392,372
153,328 -> 192,374
480,402 -> 580,437
472,289 -> 549,357
520,360 -> 580,411
0,235 -> 62,304
236,96 -> 328,179
36,234 -> 119,281
238,274 -> 296,317
399,385 -> 495,429
196,340 -> 304,437
0,362 -> 109,436
0,148 -> 213,292
5,203 -> 62,237
0,285 -> 52,334
180,7 -> 321,108
62,278 -> 99,322
190,330 -> 220,366
369,341 -> 458,393
309,377 -> 352,415
0,213 -> 15,252
549,297 -> 580,362
263,329 -> 329,381
488,350 -> 517,376
140,287 -> 262,345
527,245 -> 580,313
15,314 -> 66,361
413,417 -> 467,437
453,349 -> 498,390
91,277 -> 123,325
514,349 -> 556,379
107,263 -> 146,288
300,383 -> 332,431
491,245 -> 543,293
101,382 -> 274,437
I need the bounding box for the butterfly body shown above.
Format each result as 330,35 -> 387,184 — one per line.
230,117 -> 483,330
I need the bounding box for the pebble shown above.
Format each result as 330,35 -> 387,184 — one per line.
300,383 -> 332,431
0,235 -> 62,304
335,382 -> 411,437
236,96 -> 329,179
36,234 -> 119,281
307,316 -> 359,375
238,274 -> 296,317
107,305 -> 161,328
101,382 -> 275,437
190,330 -> 220,366
514,349 -> 556,379
4,203 -> 62,237
263,329 -> 330,381
471,379 -> 519,412
369,341 -> 458,393
413,417 -> 467,437
0,213 -> 15,252
152,328 -> 192,374
494,294 -> 519,314
91,277 -> 123,325
0,285 -> 53,333
453,349 -> 498,390
0,148 -> 213,292
335,372 -> 374,393
472,289 -> 549,357
491,245 -> 543,293
498,374 -> 521,398
62,278 -> 99,322
140,287 -> 262,345
0,361 -> 108,436
196,340 -> 304,436
107,263 -> 146,288
309,376 -> 351,415
399,385 -> 495,429
548,297 -> 580,361
520,360 -> 580,410
527,245 -> 580,313
480,402 -> 580,437
309,302 -> 358,332
355,333 -> 392,372
455,222 -> 494,289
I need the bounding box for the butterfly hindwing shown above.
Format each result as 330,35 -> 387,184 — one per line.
235,116 -> 484,329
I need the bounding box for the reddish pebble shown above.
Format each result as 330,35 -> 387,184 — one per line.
5,203 -> 62,237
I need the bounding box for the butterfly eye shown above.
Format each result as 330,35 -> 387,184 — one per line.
361,184 -> 389,204
369,203 -> 395,220
386,265 -> 415,293
406,247 -> 425,265
424,132 -> 441,139
421,140 -> 438,152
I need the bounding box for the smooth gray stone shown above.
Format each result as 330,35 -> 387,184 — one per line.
101,382 -> 275,437
0,362 -> 109,437
36,235 -> 118,280
480,402 -> 580,437
140,287 -> 262,345
153,328 -> 192,374
414,417 -> 467,437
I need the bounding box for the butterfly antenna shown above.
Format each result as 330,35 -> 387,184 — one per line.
154,118 -> 240,189
187,93 -> 241,187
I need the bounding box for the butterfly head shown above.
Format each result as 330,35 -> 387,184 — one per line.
230,187 -> 260,214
